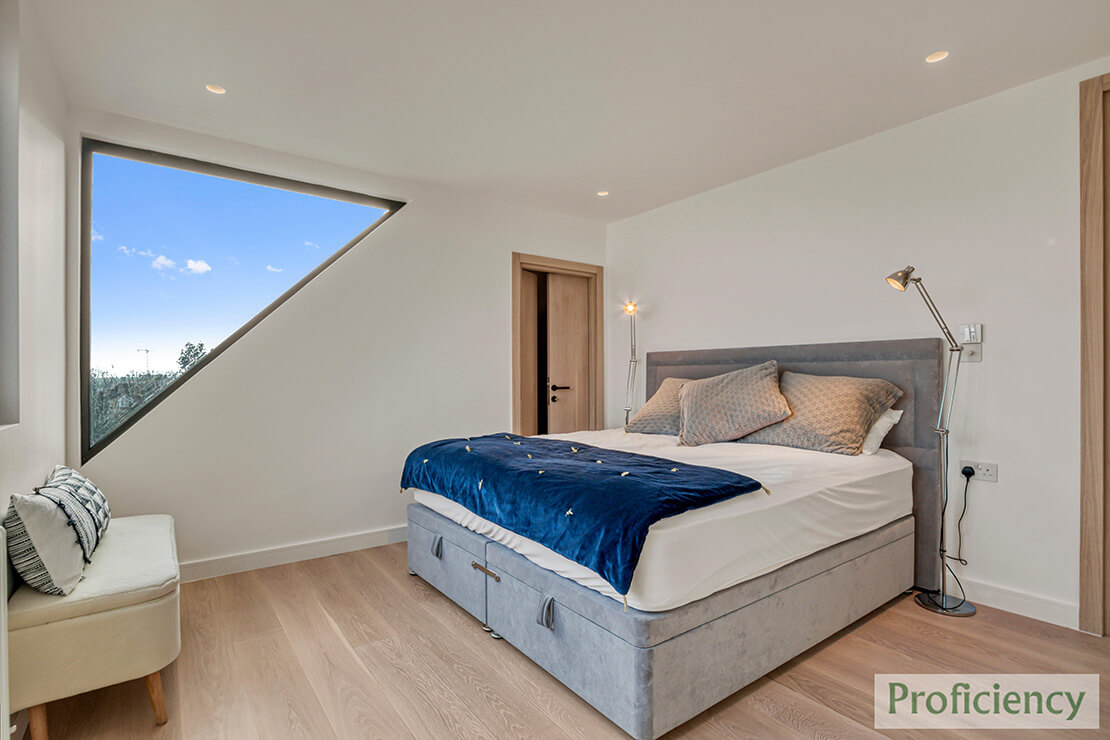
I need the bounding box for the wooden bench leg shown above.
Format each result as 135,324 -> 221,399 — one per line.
28,704 -> 48,740
145,671 -> 168,725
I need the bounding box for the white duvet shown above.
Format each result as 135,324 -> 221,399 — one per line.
411,428 -> 913,612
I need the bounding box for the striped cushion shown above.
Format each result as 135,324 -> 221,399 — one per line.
36,465 -> 112,562
4,493 -> 86,595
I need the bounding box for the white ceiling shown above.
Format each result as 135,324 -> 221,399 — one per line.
30,0 -> 1110,220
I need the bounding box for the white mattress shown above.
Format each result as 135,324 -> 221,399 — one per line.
411,428 -> 913,612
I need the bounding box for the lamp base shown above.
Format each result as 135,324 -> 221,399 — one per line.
914,591 -> 976,617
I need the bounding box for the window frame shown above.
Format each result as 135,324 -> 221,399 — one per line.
79,138 -> 405,462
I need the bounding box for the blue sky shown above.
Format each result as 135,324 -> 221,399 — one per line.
90,153 -> 387,373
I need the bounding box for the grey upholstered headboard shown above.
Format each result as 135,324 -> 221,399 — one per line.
645,337 -> 944,591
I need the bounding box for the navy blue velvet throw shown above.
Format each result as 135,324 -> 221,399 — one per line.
401,434 -> 763,596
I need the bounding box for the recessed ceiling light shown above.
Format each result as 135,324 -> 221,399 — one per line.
925,51 -> 949,64
597,191 -> 609,197
205,84 -> 227,95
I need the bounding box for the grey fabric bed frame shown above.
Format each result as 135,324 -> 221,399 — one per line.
406,338 -> 944,738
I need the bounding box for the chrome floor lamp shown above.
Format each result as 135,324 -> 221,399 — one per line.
886,266 -> 976,617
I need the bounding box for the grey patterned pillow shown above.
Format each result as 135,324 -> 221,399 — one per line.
678,361 -> 791,446
741,372 -> 903,455
626,377 -> 691,435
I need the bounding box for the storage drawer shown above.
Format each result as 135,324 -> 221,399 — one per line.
407,506 -> 489,623
486,553 -> 649,736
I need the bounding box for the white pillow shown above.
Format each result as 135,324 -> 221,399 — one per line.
4,493 -> 87,595
860,408 -> 903,455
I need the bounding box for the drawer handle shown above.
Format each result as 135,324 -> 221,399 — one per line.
471,561 -> 500,582
431,534 -> 443,559
536,594 -> 556,630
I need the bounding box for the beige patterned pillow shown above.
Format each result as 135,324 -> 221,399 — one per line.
625,377 -> 691,435
741,371 -> 903,455
678,361 -> 790,446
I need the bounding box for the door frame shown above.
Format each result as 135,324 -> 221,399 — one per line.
1080,72 -> 1110,635
511,253 -> 604,434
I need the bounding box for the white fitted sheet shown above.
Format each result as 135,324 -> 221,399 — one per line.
411,428 -> 913,612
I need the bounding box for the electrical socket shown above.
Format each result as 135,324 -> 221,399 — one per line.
960,460 -> 998,483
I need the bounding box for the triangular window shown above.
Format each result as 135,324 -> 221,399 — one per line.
81,140 -> 403,461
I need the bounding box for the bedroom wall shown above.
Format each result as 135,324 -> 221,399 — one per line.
605,55 -> 1110,629
64,110 -> 606,578
0,1 -> 67,501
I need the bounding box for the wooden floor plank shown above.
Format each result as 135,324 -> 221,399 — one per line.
233,631 -> 339,739
44,542 -> 1109,740
356,637 -> 499,740
252,562 -> 416,739
174,578 -> 257,739
295,552 -> 400,648
211,569 -> 284,644
739,678 -> 884,739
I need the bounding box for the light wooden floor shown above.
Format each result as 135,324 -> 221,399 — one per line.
46,542 -> 1109,739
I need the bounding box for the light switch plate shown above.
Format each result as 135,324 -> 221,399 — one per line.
958,323 -> 983,343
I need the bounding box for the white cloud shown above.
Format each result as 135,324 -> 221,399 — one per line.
91,229 -> 104,242
305,241 -> 320,249
118,246 -> 134,256
265,265 -> 283,273
227,256 -> 240,265
184,259 -> 212,274
138,249 -> 155,257
151,255 -> 176,270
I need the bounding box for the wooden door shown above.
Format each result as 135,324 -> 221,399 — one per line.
1080,72 -> 1110,635
546,273 -> 590,433
512,253 -> 603,435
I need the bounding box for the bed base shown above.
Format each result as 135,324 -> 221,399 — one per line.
407,502 -> 914,739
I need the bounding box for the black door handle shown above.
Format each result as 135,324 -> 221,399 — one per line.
550,384 -> 571,391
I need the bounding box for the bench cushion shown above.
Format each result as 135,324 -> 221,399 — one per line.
8,515 -> 178,630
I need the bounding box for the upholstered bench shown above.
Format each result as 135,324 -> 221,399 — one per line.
7,515 -> 181,740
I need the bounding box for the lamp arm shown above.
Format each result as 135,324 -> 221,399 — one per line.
911,278 -> 960,351
910,277 -> 962,431
938,343 -> 962,432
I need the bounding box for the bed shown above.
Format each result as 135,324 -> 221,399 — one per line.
405,338 -> 944,738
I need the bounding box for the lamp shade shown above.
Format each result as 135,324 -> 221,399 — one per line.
885,265 -> 915,291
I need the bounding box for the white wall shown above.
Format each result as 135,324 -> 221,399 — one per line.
606,56 -> 1110,629
0,1 -> 67,499
0,0 -> 19,427
65,110 -> 606,577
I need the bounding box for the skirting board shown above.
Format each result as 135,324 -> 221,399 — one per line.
180,524 -> 408,582
959,575 -> 1078,630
